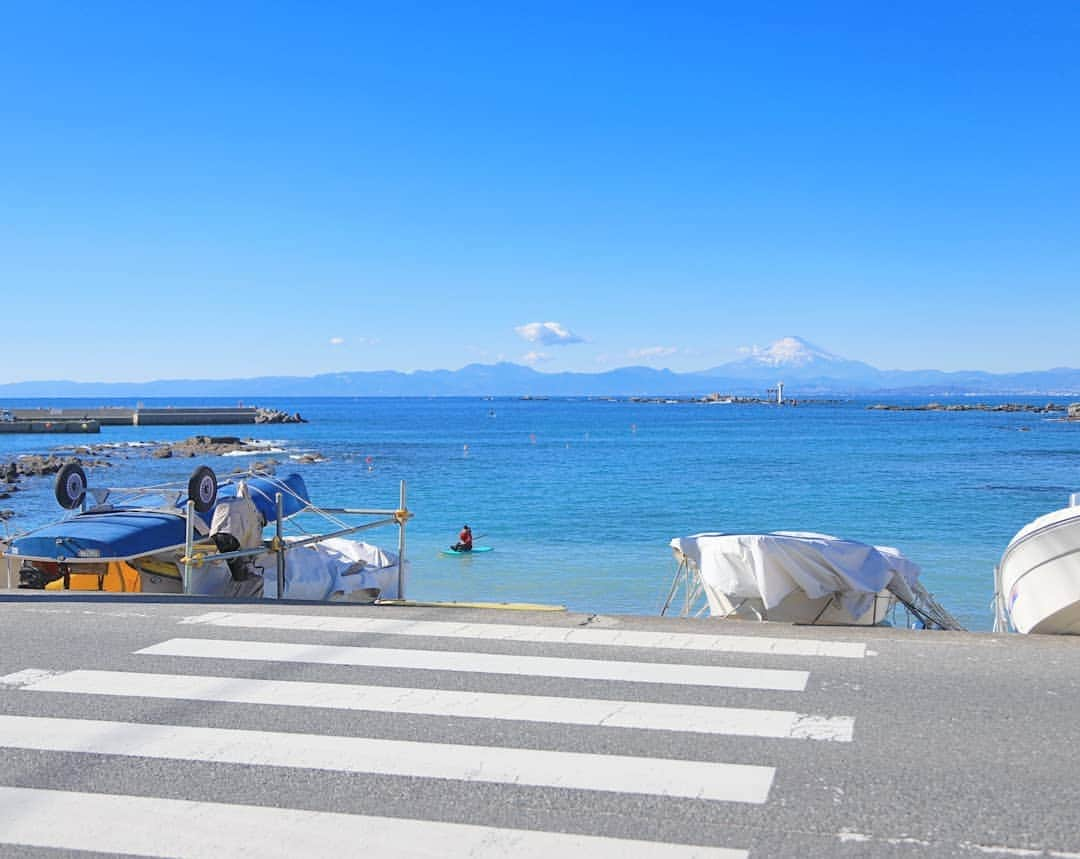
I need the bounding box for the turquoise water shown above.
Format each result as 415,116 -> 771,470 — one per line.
2,396 -> 1078,631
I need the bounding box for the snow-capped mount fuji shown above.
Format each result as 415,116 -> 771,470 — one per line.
699,336 -> 883,383
737,336 -> 843,368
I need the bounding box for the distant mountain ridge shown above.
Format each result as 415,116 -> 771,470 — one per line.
3,338 -> 1079,398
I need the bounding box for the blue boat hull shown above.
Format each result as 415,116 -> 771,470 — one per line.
220,472 -> 308,524
9,510 -> 189,563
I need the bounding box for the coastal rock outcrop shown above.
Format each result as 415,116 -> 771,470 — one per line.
233,458 -> 280,475
2,455 -> 111,478
153,436 -> 261,458
869,402 -> 1068,413
255,408 -> 307,424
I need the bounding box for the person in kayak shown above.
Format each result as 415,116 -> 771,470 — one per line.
451,524 -> 473,552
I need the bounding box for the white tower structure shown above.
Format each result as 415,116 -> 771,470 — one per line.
776,381 -> 784,404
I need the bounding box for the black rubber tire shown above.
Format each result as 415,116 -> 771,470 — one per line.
54,463 -> 87,510
188,466 -> 218,513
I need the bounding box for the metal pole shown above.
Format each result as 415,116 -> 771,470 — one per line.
659,559 -> 684,617
276,492 -> 285,600
397,480 -> 407,600
993,565 -> 1009,633
183,500 -> 195,595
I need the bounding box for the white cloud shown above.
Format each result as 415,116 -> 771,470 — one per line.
629,346 -> 678,359
329,336 -> 380,347
514,321 -> 583,346
522,351 -> 552,365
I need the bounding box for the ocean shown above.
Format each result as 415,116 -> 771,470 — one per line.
2,395 -> 1078,631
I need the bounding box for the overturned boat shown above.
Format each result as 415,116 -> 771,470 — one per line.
995,493 -> 1080,634
2,464 -> 411,602
663,531 -> 962,629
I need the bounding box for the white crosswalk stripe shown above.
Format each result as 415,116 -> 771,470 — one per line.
0,786 -> 749,858
139,635 -> 811,690
181,610 -> 868,658
0,714 -> 775,803
0,667 -> 853,740
0,612 -> 859,857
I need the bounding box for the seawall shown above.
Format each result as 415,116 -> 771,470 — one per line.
0,419 -> 101,434
10,407 -> 258,426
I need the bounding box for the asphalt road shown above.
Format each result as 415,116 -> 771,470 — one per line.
0,592 -> 1076,858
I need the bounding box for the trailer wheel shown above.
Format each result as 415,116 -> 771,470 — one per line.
188,466 -> 218,513
54,463 -> 87,509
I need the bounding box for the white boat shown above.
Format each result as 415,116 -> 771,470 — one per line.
663,530 -> 962,629
996,493 -> 1080,634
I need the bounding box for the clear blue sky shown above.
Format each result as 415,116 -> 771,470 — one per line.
1,1 -> 1078,382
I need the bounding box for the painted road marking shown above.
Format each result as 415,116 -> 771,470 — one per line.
0,714 -> 775,803
0,786 -> 749,858
1,669 -> 853,741
181,611 -> 867,658
139,636 -> 809,691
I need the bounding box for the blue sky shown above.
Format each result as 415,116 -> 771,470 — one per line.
1,1 -> 1078,382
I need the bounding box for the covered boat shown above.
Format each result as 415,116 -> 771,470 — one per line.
996,494 -> 1080,634
664,530 -> 962,629
2,465 -> 411,602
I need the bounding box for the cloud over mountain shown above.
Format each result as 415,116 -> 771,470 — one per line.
514,321 -> 583,346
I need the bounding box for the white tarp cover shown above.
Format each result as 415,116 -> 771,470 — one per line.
181,537 -> 405,600
669,531 -> 922,621
258,537 -> 405,601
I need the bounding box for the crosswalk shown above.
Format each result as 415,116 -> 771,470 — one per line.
0,609 -> 864,857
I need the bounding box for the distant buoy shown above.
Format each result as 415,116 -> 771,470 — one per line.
630,423 -> 637,433
463,444 -> 470,457
529,433 -> 537,445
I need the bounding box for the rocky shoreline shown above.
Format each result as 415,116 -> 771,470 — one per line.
868,402 -> 1080,416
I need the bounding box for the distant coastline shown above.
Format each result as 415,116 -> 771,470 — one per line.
869,402 -> 1080,418
2,359 -> 1080,400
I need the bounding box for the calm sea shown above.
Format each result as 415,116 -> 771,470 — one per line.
2,395 -> 1078,631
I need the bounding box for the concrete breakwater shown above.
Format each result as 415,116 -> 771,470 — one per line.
0,419 -> 101,434
7,406 -> 305,427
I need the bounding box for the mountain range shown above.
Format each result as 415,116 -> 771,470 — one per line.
3,338 -> 1079,398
